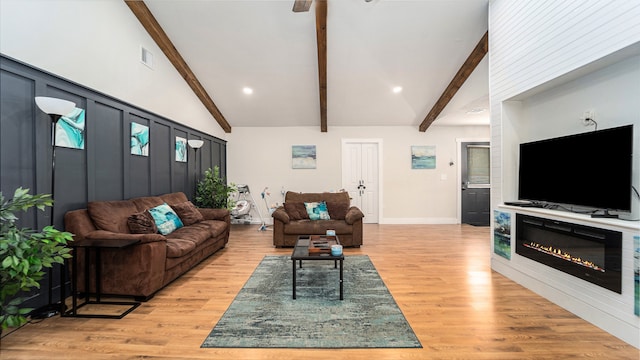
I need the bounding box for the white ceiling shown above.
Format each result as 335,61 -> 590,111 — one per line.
143,0 -> 489,130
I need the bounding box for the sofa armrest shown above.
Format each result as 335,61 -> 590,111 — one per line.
271,207 -> 290,224
198,208 -> 230,222
85,230 -> 166,244
64,209 -> 96,241
345,206 -> 365,225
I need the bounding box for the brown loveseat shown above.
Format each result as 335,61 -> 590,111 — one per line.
271,191 -> 364,248
64,192 -> 230,300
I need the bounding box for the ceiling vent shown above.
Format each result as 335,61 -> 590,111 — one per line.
141,46 -> 153,69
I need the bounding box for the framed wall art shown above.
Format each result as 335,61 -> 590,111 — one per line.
635,235 -> 639,316
55,107 -> 85,149
493,210 -> 511,260
175,136 -> 187,162
411,145 -> 435,169
292,145 -> 316,169
131,122 -> 149,156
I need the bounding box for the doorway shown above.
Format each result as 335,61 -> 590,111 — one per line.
342,139 -> 380,223
460,141 -> 490,226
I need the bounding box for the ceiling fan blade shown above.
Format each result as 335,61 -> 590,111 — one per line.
292,0 -> 312,12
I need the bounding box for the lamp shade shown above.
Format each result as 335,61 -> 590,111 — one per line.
188,139 -> 204,149
35,96 -> 76,116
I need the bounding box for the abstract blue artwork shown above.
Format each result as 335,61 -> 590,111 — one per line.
493,210 -> 511,260
55,107 -> 85,149
130,122 -> 149,156
292,145 -> 316,169
175,136 -> 187,162
411,146 -> 436,169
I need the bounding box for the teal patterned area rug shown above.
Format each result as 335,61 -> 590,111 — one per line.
201,255 -> 422,348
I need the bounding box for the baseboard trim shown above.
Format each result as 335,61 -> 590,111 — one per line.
379,217 -> 458,225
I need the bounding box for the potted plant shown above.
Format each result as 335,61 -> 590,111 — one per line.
0,188 -> 73,332
194,166 -> 237,210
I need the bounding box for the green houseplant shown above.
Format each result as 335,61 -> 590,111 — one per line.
0,188 -> 73,331
194,166 -> 237,210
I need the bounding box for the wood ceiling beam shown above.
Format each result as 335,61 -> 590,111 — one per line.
316,0 -> 328,132
419,31 -> 488,132
292,0 -> 312,12
124,0 -> 232,133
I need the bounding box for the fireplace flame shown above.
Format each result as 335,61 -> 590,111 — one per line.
523,242 -> 605,272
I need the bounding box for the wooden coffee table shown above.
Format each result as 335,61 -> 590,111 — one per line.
291,235 -> 344,300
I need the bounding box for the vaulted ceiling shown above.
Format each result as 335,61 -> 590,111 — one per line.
128,0 -> 489,133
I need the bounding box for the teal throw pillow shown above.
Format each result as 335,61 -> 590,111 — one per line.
304,201 -> 330,221
148,202 -> 184,235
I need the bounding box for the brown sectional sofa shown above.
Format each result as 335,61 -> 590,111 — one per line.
271,191 -> 364,248
64,192 -> 230,300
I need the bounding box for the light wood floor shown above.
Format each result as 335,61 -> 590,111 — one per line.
1,224 -> 638,359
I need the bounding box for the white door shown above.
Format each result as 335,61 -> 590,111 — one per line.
342,141 -> 379,223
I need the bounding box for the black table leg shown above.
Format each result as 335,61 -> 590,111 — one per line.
71,252 -> 78,316
292,259 -> 296,299
339,259 -> 343,300
60,259 -> 66,316
95,248 -> 101,302
84,248 -> 91,302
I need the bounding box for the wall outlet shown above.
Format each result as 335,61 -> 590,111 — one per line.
582,110 -> 595,125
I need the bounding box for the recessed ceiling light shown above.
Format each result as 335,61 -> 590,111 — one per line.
242,87 -> 253,95
466,108 -> 486,114
392,86 -> 403,94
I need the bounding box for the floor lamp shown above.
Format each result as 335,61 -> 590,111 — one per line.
32,96 -> 76,319
188,139 -> 204,198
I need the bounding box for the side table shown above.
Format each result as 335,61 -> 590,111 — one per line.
65,238 -> 141,319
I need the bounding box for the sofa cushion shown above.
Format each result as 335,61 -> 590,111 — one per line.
165,238 -> 197,258
304,201 -> 330,220
200,219 -> 230,238
131,196 -> 164,213
284,219 -> 352,234
283,202 -> 309,220
88,200 -> 139,233
326,201 -> 348,220
160,192 -> 189,206
165,224 -> 210,246
285,191 -> 350,206
171,201 -> 204,226
149,203 -> 184,235
127,211 -> 158,234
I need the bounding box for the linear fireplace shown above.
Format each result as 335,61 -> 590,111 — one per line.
515,214 -> 622,293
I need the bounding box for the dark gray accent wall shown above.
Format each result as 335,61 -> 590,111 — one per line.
0,54 -> 227,309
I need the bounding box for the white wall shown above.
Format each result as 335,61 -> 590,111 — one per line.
489,0 -> 640,347
0,0 -> 226,139
227,125 -> 489,224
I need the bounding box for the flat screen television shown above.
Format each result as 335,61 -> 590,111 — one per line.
518,124 -> 634,212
